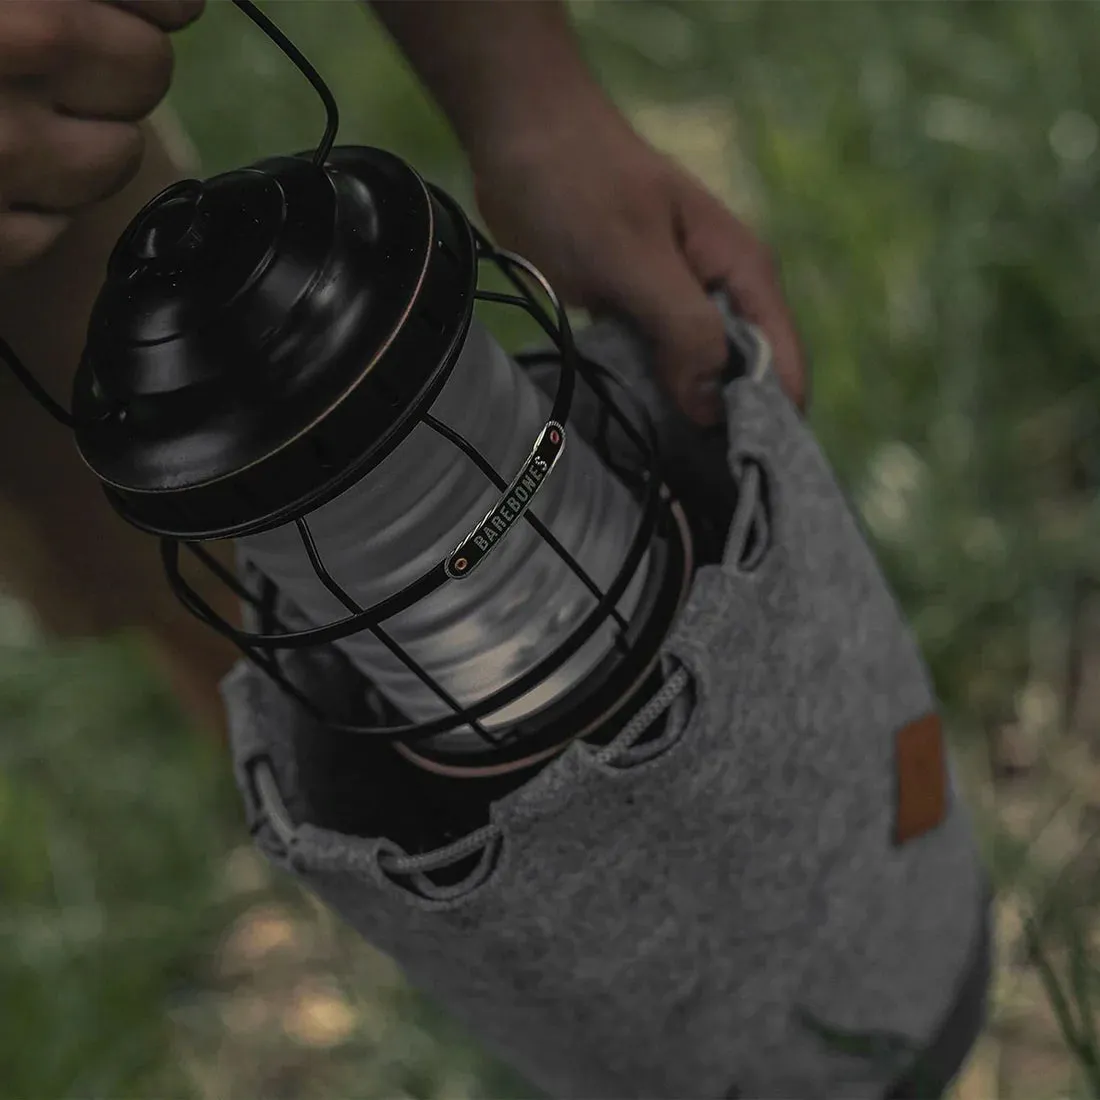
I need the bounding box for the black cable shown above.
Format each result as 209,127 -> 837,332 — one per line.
0,333 -> 80,430
229,0 -> 340,166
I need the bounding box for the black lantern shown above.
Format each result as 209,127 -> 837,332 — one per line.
10,0 -> 703,778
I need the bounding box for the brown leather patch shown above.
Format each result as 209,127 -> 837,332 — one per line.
894,713 -> 948,845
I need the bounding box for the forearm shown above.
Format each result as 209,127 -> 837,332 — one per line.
369,0 -> 609,161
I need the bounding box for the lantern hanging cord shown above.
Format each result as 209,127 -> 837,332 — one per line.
0,333 -> 88,430
230,0 -> 339,166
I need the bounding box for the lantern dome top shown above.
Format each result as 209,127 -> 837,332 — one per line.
73,145 -> 477,540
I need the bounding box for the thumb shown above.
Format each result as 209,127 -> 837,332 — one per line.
604,241 -> 728,426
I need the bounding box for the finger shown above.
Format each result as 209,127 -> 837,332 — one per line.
0,4 -> 176,119
0,2 -> 78,78
724,257 -> 808,413
104,0 -> 206,33
0,208 -> 71,267
678,188 -> 809,412
0,108 -> 145,210
600,235 -> 730,426
55,3 -> 176,121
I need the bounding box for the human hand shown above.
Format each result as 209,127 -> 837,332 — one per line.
471,99 -> 807,425
0,0 -> 203,269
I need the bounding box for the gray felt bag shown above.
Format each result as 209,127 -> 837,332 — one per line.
223,314 -> 992,1100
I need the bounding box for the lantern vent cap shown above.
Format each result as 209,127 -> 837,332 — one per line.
72,145 -> 477,539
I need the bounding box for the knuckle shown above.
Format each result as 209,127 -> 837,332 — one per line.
173,0 -> 207,30
97,124 -> 146,198
138,31 -> 175,110
106,23 -> 175,120
0,4 -> 74,70
0,214 -> 68,268
58,123 -> 147,209
115,0 -> 206,32
618,191 -> 664,237
0,114 -> 28,181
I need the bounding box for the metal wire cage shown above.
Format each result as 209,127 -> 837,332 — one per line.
0,0 -> 692,772
155,212 -> 689,767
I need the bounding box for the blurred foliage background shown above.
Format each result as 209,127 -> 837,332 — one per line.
2,0 -> 1100,1096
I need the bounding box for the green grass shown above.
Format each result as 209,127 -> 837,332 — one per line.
0,625 -> 235,1099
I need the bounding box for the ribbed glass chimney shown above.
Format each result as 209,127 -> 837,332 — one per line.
237,318 -> 650,755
